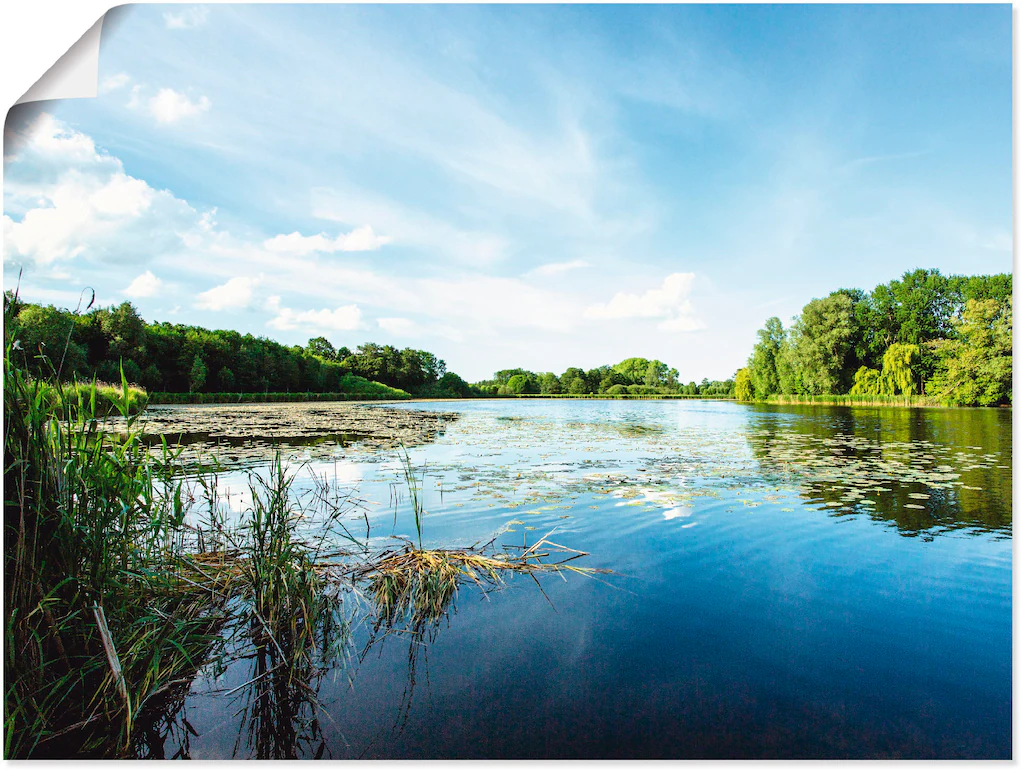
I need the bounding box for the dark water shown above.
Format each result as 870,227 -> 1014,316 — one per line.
166,400 -> 1011,759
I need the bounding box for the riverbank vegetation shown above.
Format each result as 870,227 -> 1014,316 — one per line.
735,270 -> 1011,407
4,293 -> 465,399
474,360 -> 735,398
3,293 -> 602,756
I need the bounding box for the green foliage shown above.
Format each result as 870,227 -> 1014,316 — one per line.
305,336 -> 336,360
850,366 -> 885,396
4,339 -> 217,756
748,317 -> 785,399
927,297 -> 1012,406
188,355 -> 208,392
881,343 -> 921,395
505,374 -> 536,395
567,377 -> 589,395
787,293 -> 857,395
733,368 -> 754,401
216,366 -> 236,391
5,299 -> 461,399
538,372 -> 562,394
744,270 -> 1011,406
424,372 -> 472,398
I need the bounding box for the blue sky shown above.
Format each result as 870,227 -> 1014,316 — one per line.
3,3 -> 1010,382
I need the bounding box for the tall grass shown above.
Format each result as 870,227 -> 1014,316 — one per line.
765,393 -> 939,407
39,379 -> 149,416
512,393 -> 734,400
4,345 -> 223,756
4,288 -> 605,756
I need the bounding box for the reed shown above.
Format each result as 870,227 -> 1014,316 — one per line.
765,393 -> 940,407
4,334 -> 225,756
4,288 -> 605,756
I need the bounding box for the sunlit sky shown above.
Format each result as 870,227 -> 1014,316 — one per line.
3,4 -> 1010,382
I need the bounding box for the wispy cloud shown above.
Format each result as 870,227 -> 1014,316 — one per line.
313,186 -> 506,265
264,225 -> 392,255
99,73 -> 131,93
164,6 -> 209,30
527,259 -> 591,277
377,317 -> 417,336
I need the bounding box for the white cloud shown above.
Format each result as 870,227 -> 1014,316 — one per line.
196,277 -> 259,311
528,259 -> 591,277
148,89 -> 211,124
3,114 -> 196,266
586,272 -> 703,331
268,304 -> 364,332
264,225 -> 392,255
313,186 -> 506,265
164,6 -> 209,29
100,73 -> 131,93
377,317 -> 416,336
123,270 -> 162,298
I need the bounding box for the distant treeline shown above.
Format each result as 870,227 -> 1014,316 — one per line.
474,359 -> 735,397
4,293 -> 473,398
734,269 -> 1011,407
150,388 -> 408,405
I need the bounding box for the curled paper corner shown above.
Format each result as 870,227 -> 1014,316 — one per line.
15,13 -> 108,105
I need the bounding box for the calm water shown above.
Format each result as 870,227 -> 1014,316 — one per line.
166,399 -> 1011,759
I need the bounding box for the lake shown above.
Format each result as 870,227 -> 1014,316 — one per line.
146,399 -> 1011,759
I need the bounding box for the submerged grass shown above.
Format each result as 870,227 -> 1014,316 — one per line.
359,536 -> 605,631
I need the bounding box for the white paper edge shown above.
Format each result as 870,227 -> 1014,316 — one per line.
14,13 -> 106,105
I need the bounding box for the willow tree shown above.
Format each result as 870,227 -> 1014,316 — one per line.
881,343 -> 921,395
734,368 -> 754,401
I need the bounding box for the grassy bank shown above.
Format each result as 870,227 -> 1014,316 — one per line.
151,380 -> 409,405
509,393 -> 735,400
763,393 -> 940,407
36,379 -> 149,416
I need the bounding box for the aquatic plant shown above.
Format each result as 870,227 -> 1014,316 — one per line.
4,337 -> 225,756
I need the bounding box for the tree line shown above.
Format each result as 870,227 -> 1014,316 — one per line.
4,293 -> 471,398
474,358 -> 735,397
733,269 -> 1012,406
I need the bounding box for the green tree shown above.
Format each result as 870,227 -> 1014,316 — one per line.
505,374 -> 536,394
788,294 -> 856,394
434,372 -> 472,398
538,372 -> 562,394
927,297 -> 1012,406
748,317 -> 785,398
567,377 -> 588,395
643,360 -> 670,387
121,358 -> 143,386
141,363 -> 163,391
881,343 -> 921,395
734,367 -> 754,401
217,366 -> 236,391
189,354 -> 208,392
561,367 -> 587,386
850,366 -> 884,395
306,336 -> 337,360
